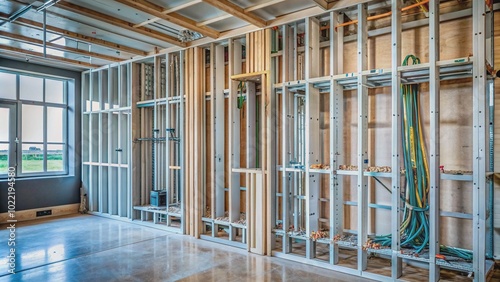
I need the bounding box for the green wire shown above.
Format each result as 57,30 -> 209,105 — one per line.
372,54 -> 472,261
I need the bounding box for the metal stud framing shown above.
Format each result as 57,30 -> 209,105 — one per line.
356,3 -> 368,273
391,0 -> 402,278
472,1 -> 487,281
428,0 -> 440,281
79,1 -> 494,279
269,1 -> 494,281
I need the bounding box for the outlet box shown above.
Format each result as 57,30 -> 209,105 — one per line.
36,210 -> 52,217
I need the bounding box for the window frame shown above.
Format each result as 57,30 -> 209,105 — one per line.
0,69 -> 69,179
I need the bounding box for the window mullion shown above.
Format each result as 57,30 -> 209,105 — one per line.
43,104 -> 47,172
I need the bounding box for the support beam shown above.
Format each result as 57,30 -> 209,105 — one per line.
57,1 -> 185,47
197,14 -> 232,27
245,0 -> 285,12
330,10 -> 344,266
327,0 -> 373,10
0,44 -> 99,68
198,0 -> 284,27
428,0 -> 440,281
391,0 -> 403,279
356,2 -> 368,273
133,0 -> 202,28
115,0 -> 219,38
313,0 -> 329,10
0,31 -> 121,62
0,12 -> 147,56
201,0 -> 267,28
472,1 -> 487,281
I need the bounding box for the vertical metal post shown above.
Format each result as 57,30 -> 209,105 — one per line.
165,54 -> 171,214
487,79 -> 494,258
229,39 -> 242,238
330,11 -> 344,265
214,44 -> 225,219
356,3 -> 368,272
391,0 -> 403,278
428,1 -> 440,281
281,24 -> 292,253
485,3 -> 495,260
43,9 -> 47,58
179,51 -> 185,234
305,16 -> 320,259
98,70 -> 104,213
472,1 -> 487,281
293,23 -> 298,81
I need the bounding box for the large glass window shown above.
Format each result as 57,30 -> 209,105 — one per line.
0,70 -> 68,178
0,72 -> 16,100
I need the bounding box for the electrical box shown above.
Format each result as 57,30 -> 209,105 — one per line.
150,190 -> 166,207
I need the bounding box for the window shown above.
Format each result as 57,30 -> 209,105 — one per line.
0,70 -> 68,178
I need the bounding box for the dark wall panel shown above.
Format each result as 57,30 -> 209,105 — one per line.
0,58 -> 81,213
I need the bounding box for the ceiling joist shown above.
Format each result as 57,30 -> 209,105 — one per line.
313,0 -> 329,10
133,0 -> 202,28
197,0 -> 284,27
115,0 -> 220,38
57,1 -> 185,47
0,12 -> 147,56
201,0 -> 267,28
0,44 -> 100,68
0,30 -> 122,62
244,0 -> 286,12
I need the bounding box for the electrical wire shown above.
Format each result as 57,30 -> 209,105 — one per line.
372,55 -> 473,261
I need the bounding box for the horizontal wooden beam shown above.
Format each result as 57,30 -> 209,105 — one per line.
197,14 -> 232,27
327,0 -> 373,10
57,1 -> 185,47
197,0 -> 284,27
0,12 -> 148,56
0,31 -> 122,62
244,0 -> 286,12
201,0 -> 267,28
133,0 -> 202,28
0,44 -> 100,68
313,0 -> 329,10
116,0 -> 219,38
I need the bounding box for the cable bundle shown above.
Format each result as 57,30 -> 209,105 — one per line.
372,55 -> 472,261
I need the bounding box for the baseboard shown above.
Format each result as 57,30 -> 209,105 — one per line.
0,203 -> 80,223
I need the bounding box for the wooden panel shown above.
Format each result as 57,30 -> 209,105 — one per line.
0,204 -> 79,223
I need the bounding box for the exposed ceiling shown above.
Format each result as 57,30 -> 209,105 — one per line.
0,0 -> 482,71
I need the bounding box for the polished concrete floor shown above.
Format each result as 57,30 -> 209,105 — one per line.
0,214 -> 371,281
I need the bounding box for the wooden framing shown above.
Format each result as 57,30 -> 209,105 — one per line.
184,47 -> 205,237
56,1 -> 185,47
197,0 -> 285,27
313,0 -> 329,10
201,0 -> 267,28
115,0 -> 220,38
133,0 -> 202,28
